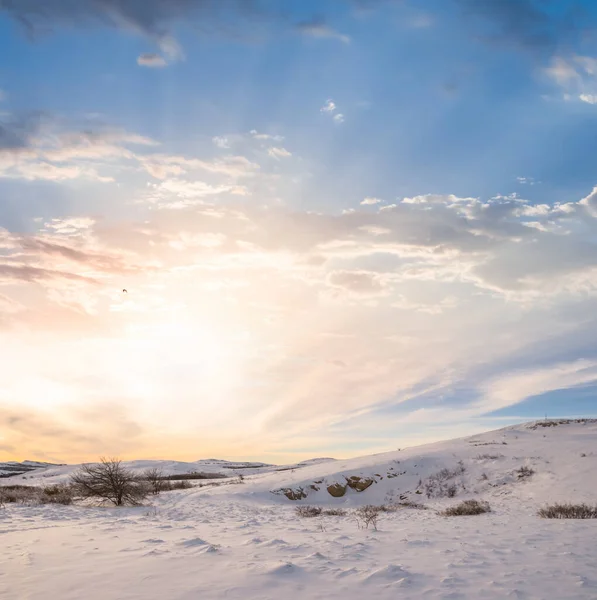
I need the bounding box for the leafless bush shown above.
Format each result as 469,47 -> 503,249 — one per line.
395,500 -> 428,510
538,503 -> 597,519
295,505 -> 323,518
168,480 -> 193,490
322,507 -> 347,516
475,454 -> 503,460
355,505 -> 382,530
0,484 -> 74,505
517,466 -> 535,479
442,499 -> 491,516
424,462 -> 466,498
71,457 -> 150,506
143,467 -> 167,495
42,484 -> 74,504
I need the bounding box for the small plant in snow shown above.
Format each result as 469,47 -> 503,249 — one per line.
295,505 -> 322,518
424,462 -> 466,498
395,500 -> 428,510
538,503 -> 597,519
355,505 -> 382,530
322,508 -> 347,516
517,466 -> 535,479
442,499 -> 491,516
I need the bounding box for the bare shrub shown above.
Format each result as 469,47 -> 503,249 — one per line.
395,501 -> 428,510
475,454 -> 503,460
0,484 -> 74,505
143,467 -> 166,495
538,503 -> 597,519
322,507 -> 347,516
355,505 -> 382,530
442,499 -> 491,516
71,457 -> 150,506
517,466 -> 535,479
424,462 -> 466,498
168,480 -> 193,490
295,505 -> 322,518
42,484 -> 74,505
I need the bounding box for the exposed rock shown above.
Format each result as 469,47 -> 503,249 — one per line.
327,483 -> 347,497
345,476 -> 375,492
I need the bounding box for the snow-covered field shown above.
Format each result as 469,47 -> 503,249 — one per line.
2,420 -> 597,599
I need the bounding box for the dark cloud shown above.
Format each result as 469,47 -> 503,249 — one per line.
0,0 -> 373,53
0,263 -> 98,284
19,237 -> 137,273
454,0 -> 593,55
0,1 -> 287,46
0,112 -> 47,151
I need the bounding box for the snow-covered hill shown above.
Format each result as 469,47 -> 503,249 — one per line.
2,419 -> 597,600
0,455 -> 337,485
233,418 -> 597,507
0,460 -> 64,478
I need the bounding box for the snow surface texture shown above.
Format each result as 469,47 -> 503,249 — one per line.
2,420 -> 597,599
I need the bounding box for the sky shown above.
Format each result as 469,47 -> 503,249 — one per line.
2,0 -> 597,464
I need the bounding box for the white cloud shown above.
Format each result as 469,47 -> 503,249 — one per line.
320,99 -> 336,113
148,179 -> 249,206
137,53 -> 167,68
250,130 -> 284,142
212,136 -> 230,148
267,147 -> 292,160
361,197 -> 382,205
580,94 -> 597,104
297,21 -> 350,44
516,176 -> 537,185
333,113 -> 345,124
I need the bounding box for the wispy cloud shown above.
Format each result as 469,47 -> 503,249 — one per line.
137,53 -> 167,68
296,20 -> 351,44
5,116 -> 597,459
544,54 -> 597,104
250,130 -> 284,142
267,147 -> 292,160
321,99 -> 345,123
212,136 -> 230,149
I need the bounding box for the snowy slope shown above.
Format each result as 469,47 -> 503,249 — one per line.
2,420 -> 597,600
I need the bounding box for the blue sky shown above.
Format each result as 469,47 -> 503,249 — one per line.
1,0 -> 597,462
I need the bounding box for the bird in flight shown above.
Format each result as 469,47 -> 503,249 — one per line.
122,289 -> 128,293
